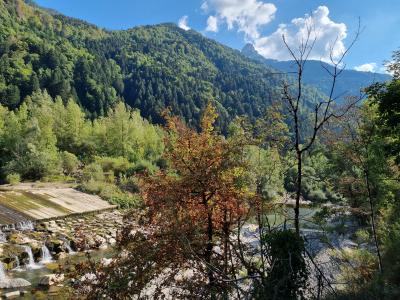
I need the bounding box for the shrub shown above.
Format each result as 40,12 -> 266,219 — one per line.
61,151 -> 80,175
355,229 -> 370,245
82,163 -> 104,182
119,175 -> 140,193
6,173 -> 20,185
80,179 -> 102,194
254,230 -> 309,299
79,180 -> 141,209
130,160 -> 158,175
308,189 -> 328,202
94,156 -> 132,176
42,174 -> 75,183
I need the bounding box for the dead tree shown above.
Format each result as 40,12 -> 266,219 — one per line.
280,20 -> 362,234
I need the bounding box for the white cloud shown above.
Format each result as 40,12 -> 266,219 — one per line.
202,0 -> 277,39
206,15 -> 219,32
178,15 -> 190,31
253,6 -> 347,62
354,63 -> 377,72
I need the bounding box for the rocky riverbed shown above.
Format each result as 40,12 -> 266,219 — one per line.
0,209 -> 124,298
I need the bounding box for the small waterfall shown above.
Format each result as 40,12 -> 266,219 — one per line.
40,245 -> 53,263
13,256 -> 21,271
65,240 -> 76,254
16,221 -> 34,231
1,224 -> 14,232
0,263 -> 6,281
22,245 -> 41,269
1,221 -> 34,232
0,230 -> 6,243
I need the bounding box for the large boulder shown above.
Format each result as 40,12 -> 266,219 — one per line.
46,239 -> 64,253
0,278 -> 31,289
3,290 -> 21,299
8,233 -> 31,245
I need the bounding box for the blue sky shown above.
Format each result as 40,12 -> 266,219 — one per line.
35,0 -> 400,73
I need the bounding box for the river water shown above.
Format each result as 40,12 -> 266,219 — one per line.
6,248 -> 115,299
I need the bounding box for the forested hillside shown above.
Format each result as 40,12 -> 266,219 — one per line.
0,0 -> 325,131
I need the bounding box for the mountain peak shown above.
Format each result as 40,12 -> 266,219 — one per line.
241,43 -> 268,63
242,43 -> 257,54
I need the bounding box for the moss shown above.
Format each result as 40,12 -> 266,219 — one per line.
45,262 -> 60,271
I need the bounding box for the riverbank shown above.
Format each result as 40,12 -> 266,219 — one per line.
0,208 -> 125,298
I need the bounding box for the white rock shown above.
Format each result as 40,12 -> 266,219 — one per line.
0,278 -> 31,289
101,258 -> 113,266
39,274 -> 65,286
3,291 -> 21,299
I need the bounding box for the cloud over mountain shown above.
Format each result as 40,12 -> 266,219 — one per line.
202,0 -> 276,39
253,6 -> 347,62
354,63 -> 378,72
178,15 -> 190,31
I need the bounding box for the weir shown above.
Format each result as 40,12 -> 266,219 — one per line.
0,186 -> 115,227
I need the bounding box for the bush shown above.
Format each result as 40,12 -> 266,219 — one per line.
82,163 -> 104,182
119,175 -> 140,193
61,151 -> 80,175
354,229 -> 370,245
79,179 -> 141,209
254,230 -> 309,299
94,156 -> 132,176
42,174 -> 76,183
6,173 -> 20,185
308,189 -> 328,202
130,160 -> 158,175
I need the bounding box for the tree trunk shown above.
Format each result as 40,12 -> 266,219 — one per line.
365,170 -> 383,273
204,196 -> 215,298
295,150 -> 302,234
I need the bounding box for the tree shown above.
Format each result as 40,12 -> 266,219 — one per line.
329,104 -> 386,273
1,91 -> 61,179
279,20 -> 362,234
71,103 -> 252,299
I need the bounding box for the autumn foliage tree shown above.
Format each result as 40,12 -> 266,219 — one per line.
140,103 -> 252,296
71,103 -> 253,299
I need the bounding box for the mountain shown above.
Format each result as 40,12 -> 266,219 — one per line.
242,43 -> 391,101
0,0 -> 326,131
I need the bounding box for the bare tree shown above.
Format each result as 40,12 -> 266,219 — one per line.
280,20 -> 362,234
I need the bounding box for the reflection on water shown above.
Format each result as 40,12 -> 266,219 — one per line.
262,206 -> 320,229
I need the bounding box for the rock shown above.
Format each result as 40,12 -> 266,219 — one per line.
47,239 -> 64,253
108,238 -> 116,245
98,244 -> 108,250
56,252 -> 69,260
80,273 -> 97,283
101,258 -> 113,266
8,233 -> 31,245
95,236 -> 106,244
0,278 -> 31,289
3,291 -> 21,299
38,274 -> 65,286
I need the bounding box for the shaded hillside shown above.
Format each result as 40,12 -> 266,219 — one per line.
0,0 -> 324,130
242,43 -> 391,101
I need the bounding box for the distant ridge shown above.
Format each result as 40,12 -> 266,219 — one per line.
242,43 -> 391,101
